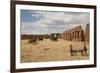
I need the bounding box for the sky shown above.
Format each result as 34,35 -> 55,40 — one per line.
21,10 -> 90,35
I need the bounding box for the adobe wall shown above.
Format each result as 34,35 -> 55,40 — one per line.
21,35 -> 33,40
21,34 -> 50,40
62,26 -> 84,41
85,24 -> 90,42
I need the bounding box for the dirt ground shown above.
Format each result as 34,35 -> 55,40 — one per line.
21,39 -> 89,63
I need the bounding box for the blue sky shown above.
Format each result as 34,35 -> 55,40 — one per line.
21,10 -> 89,35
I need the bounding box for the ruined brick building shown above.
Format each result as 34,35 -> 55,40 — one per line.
62,24 -> 89,42
85,24 -> 90,42
62,26 -> 84,41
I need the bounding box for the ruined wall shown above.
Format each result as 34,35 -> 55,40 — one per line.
21,35 -> 33,40
62,26 -> 84,41
85,24 -> 90,42
21,34 -> 50,40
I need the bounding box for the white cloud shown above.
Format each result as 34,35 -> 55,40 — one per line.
21,10 -> 89,34
22,25 -> 25,29
32,14 -> 38,17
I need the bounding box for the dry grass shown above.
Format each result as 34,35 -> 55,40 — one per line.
21,39 -> 89,63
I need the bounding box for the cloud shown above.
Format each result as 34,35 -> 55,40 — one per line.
21,10 -> 89,34
32,14 -> 39,17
